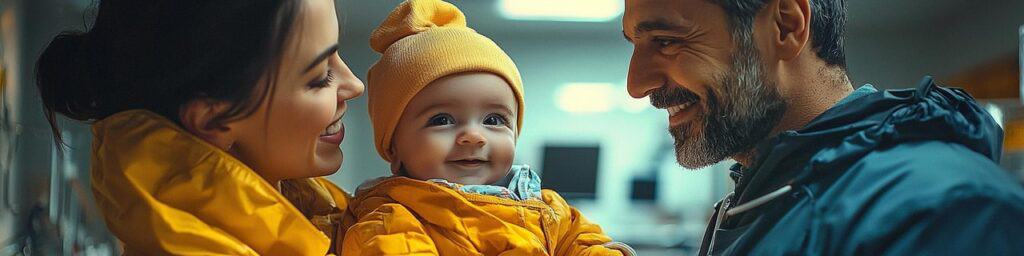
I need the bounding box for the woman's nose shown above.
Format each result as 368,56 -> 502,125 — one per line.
335,58 -> 365,101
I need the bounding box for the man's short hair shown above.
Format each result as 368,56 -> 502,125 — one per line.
711,0 -> 847,68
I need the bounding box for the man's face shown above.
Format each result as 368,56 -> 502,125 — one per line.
623,0 -> 786,169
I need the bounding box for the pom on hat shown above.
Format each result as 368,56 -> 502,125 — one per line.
369,0 -> 466,53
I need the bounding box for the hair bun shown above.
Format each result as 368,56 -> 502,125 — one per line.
36,32 -> 104,121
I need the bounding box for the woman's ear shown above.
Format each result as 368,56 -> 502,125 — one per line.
179,99 -> 238,151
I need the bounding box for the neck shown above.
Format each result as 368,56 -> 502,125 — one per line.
733,66 -> 853,167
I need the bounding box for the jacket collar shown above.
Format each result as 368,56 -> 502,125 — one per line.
91,110 -> 333,254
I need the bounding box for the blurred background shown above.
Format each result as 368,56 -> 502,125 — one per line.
1,0 -> 1022,255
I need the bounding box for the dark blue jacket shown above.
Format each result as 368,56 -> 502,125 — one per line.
698,77 -> 1024,255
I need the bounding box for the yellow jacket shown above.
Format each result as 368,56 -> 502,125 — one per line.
90,110 -> 348,255
340,177 -> 628,255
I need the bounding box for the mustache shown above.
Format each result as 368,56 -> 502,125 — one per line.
649,85 -> 700,109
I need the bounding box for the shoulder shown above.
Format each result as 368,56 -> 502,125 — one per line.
340,201 -> 438,255
346,177 -> 421,220
352,176 -> 401,196
824,140 -> 1024,238
540,189 -> 571,208
845,140 -> 1024,204
539,189 -> 587,221
342,201 -> 421,242
819,142 -> 1024,251
347,177 -> 477,221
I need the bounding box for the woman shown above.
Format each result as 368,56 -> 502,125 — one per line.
34,0 -> 363,254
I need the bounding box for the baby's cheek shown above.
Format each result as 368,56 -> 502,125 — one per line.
415,135 -> 454,174
493,136 -> 516,163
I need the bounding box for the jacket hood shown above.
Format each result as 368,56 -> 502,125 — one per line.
90,110 -> 345,255
736,76 -> 1003,205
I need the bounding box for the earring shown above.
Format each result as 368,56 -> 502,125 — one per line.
390,161 -> 407,176
390,161 -> 400,173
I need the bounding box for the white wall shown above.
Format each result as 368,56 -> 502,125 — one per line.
845,1 -> 1024,89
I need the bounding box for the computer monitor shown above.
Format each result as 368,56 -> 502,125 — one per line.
630,178 -> 657,201
539,145 -> 600,199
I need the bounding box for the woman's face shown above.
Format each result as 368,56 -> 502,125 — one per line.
230,0 -> 364,184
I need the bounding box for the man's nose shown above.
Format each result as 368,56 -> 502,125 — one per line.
627,46 -> 661,99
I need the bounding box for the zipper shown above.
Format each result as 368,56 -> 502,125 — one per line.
704,164 -> 744,255
705,192 -> 734,256
726,185 -> 793,217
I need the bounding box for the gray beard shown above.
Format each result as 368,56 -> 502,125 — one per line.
669,43 -> 787,169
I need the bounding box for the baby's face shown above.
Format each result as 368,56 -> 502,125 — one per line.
390,72 -> 518,185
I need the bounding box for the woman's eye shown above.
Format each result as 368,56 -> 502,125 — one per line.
308,69 -> 335,89
426,114 -> 455,127
483,114 -> 508,126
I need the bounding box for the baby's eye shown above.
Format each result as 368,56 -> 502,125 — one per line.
426,113 -> 455,127
483,114 -> 508,126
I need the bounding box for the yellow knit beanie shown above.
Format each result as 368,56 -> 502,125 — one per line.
367,0 -> 525,162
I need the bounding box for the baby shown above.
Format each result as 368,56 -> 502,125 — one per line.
338,0 -> 635,255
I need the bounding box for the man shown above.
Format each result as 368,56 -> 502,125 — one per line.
622,0 -> 1024,255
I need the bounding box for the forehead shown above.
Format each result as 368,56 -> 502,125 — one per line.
284,0 -> 339,63
408,73 -> 517,113
623,0 -> 722,35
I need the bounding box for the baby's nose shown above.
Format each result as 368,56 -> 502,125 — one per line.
457,130 -> 487,146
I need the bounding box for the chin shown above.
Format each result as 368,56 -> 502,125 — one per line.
313,141 -> 343,163
310,154 -> 343,177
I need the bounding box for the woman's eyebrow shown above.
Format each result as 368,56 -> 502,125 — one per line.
304,44 -> 340,73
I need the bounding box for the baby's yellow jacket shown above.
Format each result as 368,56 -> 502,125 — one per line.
339,176 -> 629,255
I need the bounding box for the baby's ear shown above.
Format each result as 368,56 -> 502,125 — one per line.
389,161 -> 402,176
387,146 -> 402,175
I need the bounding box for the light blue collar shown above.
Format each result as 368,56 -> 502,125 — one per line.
429,165 -> 542,201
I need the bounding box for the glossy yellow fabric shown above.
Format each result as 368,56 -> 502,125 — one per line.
340,177 -> 623,255
90,110 -> 348,255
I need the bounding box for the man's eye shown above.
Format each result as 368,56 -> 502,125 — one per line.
653,37 -> 681,47
483,114 -> 508,126
427,114 -> 455,127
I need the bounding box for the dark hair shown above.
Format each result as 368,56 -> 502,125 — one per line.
36,0 -> 302,147
711,0 -> 847,68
